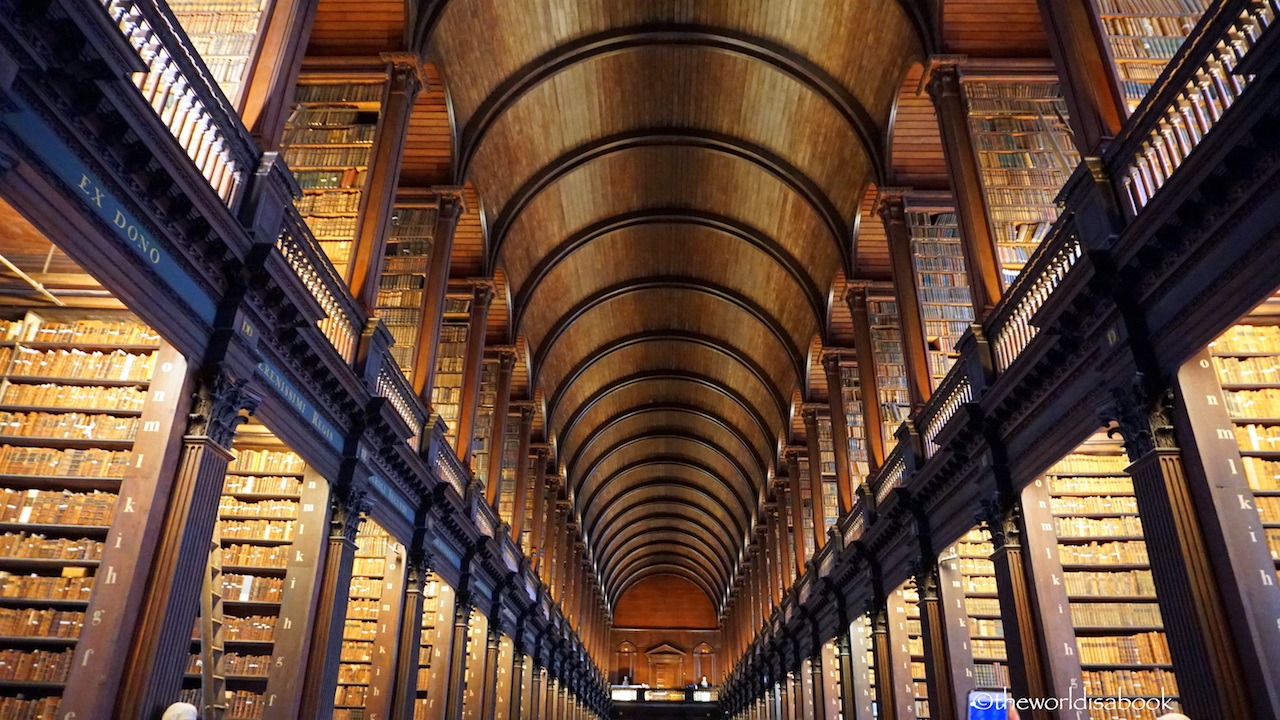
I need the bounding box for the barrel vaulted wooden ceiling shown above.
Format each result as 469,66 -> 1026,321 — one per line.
309,0 -> 1050,614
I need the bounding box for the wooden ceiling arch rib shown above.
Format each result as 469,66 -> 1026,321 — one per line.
578,457 -> 755,529
563,403 -> 771,488
605,535 -> 733,592
453,25 -> 888,186
557,372 -> 777,466
530,279 -> 810,388
613,567 -> 722,610
546,331 -> 792,432
575,431 -> 760,503
593,506 -> 740,570
606,540 -> 730,594
581,479 -> 748,546
427,0 -> 924,609
610,559 -> 724,608
507,204 -> 829,328
599,522 -> 736,582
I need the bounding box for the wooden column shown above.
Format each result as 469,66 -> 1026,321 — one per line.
925,60 -> 1002,317
529,452 -> 551,567
808,656 -> 824,720
777,670 -> 791,720
109,364 -> 249,719
242,0 -> 321,147
367,541 -> 409,719
485,348 -> 518,506
988,506 -> 1044,711
391,551 -> 433,720
802,407 -> 828,548
844,284 -> 886,470
785,449 -> 808,573
775,481 -> 795,590
413,193 -> 464,399
509,405 -> 536,540
915,565 -> 966,720
820,353 -> 856,513
482,624 -> 503,720
1034,0 -> 1126,155
261,472 -> 336,720
350,54 -> 424,309
1001,486 -> 1085,720
1104,385 -> 1255,718
1174,353 -> 1280,716
456,282 -> 495,465
445,592 -> 474,720
765,503 -> 783,605
878,191 -> 932,409
529,665 -> 543,720
298,481 -> 370,720
880,594 -> 912,720
840,622 -> 876,720
510,650 -> 526,720
789,671 -> 804,720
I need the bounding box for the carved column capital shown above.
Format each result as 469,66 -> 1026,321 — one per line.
924,59 -> 966,105
189,365 -> 259,448
1097,373 -> 1177,461
977,494 -> 1022,552
330,480 -> 371,545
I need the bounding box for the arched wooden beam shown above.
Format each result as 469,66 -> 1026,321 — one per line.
594,507 -> 738,571
582,478 -> 747,545
579,456 -> 754,529
530,277 -> 808,388
566,402 -> 770,487
547,330 -> 790,433
493,136 -> 846,284
603,530 -> 732,588
559,371 -> 775,475
573,429 -> 760,499
610,560 -> 723,608
598,519 -> 735,585
456,24 -> 887,191
614,567 -> 722,612
606,541 -> 729,600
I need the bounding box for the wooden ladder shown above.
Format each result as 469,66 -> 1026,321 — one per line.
201,531 -> 228,719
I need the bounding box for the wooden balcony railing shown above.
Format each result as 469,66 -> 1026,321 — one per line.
987,222 -> 1082,373
275,209 -> 362,362
428,421 -> 468,497
1112,0 -> 1278,214
919,372 -> 972,457
872,444 -> 907,505
100,0 -> 255,205
376,360 -> 426,450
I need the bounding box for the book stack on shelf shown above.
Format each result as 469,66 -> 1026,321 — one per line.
963,78 -> 1079,285
496,416 -> 521,524
838,363 -> 872,483
415,573 -> 445,720
1093,0 -> 1212,111
815,414 -> 840,535
867,292 -> 912,448
797,457 -> 816,561
168,0 -> 267,106
208,444 -> 308,720
950,529 -> 1010,689
520,453 -> 539,555
905,208 -> 974,388
900,583 -> 930,719
431,297 -> 473,452
377,205 -> 439,380
333,520 -> 394,719
1046,440 -> 1181,717
470,360 -> 498,486
281,80 -> 386,278
1208,319 -> 1280,580
0,311 -> 162,719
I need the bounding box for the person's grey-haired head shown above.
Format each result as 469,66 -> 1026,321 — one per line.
1156,714 -> 1191,720
162,702 -> 199,720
